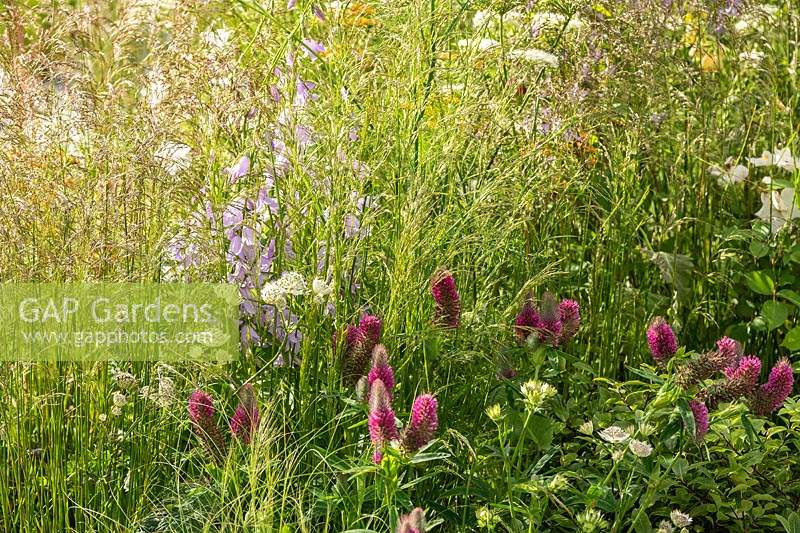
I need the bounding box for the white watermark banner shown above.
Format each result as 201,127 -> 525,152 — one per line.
0,283 -> 239,361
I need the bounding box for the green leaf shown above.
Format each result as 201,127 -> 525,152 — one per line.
778,289 -> 800,308
676,398 -> 695,440
746,271 -> 776,296
782,327 -> 800,352
776,512 -> 800,533
749,241 -> 769,258
761,301 -> 790,330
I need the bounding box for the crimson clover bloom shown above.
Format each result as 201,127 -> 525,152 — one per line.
749,358 -> 794,416
431,270 -> 461,329
188,390 -> 227,461
368,379 -> 398,463
230,383 -> 260,444
689,399 -> 709,440
514,298 -> 541,342
558,298 -> 580,345
340,314 -> 383,386
368,344 -> 395,398
401,394 -> 438,452
703,355 -> 762,409
646,317 -> 677,363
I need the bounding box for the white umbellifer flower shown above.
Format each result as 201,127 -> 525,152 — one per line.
506,48 -> 559,68
530,11 -> 584,33
157,376 -> 175,408
628,439 -> 653,457
114,371 -> 138,390
578,420 -> 594,435
755,187 -> 799,232
670,510 -> 692,528
472,9 -> 493,28
112,391 -> 128,407
261,281 -> 288,309
598,425 -> 630,443
202,27 -> 232,50
456,38 -> 501,52
708,157 -> 748,185
311,278 -> 333,302
278,271 -> 307,296
155,141 -> 192,176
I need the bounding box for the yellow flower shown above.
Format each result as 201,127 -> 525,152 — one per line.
700,52 -> 721,72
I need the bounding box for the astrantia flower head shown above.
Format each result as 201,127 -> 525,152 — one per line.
628,439 -> 653,457
401,394 -> 438,452
670,510 -> 692,528
598,425 -> 629,443
277,271 -> 307,296
431,269 -> 461,329
520,379 -> 556,411
260,281 -> 288,309
396,507 -> 426,533
749,358 -> 794,416
689,400 -> 708,440
577,508 -> 609,533
646,317 -> 677,363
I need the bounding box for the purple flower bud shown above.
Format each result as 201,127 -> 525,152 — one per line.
646,317 -> 677,363
230,383 -> 260,444
431,270 -> 460,329
689,400 -> 709,440
188,390 -> 215,422
716,336 -> 742,361
401,394 -> 438,452
359,314 -> 382,351
187,390 -> 227,461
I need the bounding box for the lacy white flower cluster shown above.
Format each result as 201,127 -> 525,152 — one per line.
597,424 -> 654,458
260,271 -> 333,310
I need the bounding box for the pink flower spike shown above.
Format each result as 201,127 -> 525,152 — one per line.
401,394 -> 438,452
431,270 -> 461,329
689,400 -> 709,440
646,317 -> 677,363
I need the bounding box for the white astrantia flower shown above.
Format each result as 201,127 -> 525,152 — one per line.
598,425 -> 630,443
155,141 -> 192,176
261,281 -> 288,309
755,187 -> 799,232
628,439 -> 653,457
278,271 -> 307,296
311,278 -> 333,302
708,157 -> 748,185
520,380 -> 556,411
507,49 -> 559,68
670,510 -> 692,528
114,371 -> 138,390
456,38 -> 501,53
656,521 -> 674,533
